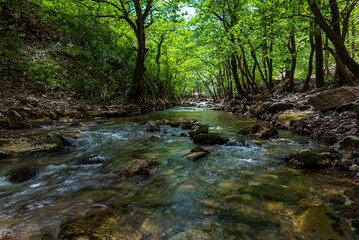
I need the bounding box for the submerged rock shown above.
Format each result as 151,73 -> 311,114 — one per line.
242,184 -> 304,202
146,120 -> 160,132
293,205 -> 354,240
60,211 -> 142,240
285,150 -> 331,169
118,160 -> 160,180
193,133 -> 229,145
239,121 -> 278,139
8,167 -> 40,183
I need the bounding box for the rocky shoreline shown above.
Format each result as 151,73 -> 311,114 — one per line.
0,96 -> 180,131
224,85 -> 359,174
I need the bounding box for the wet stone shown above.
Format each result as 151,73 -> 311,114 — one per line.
118,160 -> 161,181
8,167 -> 40,183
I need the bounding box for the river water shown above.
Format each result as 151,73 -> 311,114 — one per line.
0,107 -> 357,239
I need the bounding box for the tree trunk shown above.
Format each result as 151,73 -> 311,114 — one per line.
314,22 -> 325,88
231,54 -> 245,97
307,0 -> 359,78
127,24 -> 148,102
303,22 -> 315,92
286,33 -> 296,92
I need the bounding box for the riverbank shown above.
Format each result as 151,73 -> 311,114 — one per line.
0,94 -> 180,131
224,85 -> 359,173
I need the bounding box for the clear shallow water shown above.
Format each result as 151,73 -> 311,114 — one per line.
0,107 -> 357,239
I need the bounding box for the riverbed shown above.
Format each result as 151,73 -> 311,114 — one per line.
0,107 -> 357,239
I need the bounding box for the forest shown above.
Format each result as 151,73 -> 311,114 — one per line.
1,0 -> 359,239
1,0 -> 358,101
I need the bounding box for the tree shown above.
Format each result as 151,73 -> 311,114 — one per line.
307,0 -> 359,81
74,0 -> 154,102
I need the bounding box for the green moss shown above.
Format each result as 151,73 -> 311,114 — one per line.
279,112 -> 309,124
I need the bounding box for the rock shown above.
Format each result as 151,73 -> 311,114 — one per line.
336,102 -> 357,113
2,110 -> 32,129
8,167 -> 40,183
267,102 -> 294,113
0,152 -> 10,159
242,184 -> 304,202
77,156 -> 107,165
218,182 -> 243,191
238,122 -> 278,139
118,160 -> 160,180
184,152 -> 209,161
189,124 -> 209,138
279,112 -> 309,127
168,232 -> 188,240
170,121 -> 181,128
293,206 -> 354,240
187,229 -> 212,240
48,132 -> 71,146
333,136 -> 359,151
139,218 -> 164,238
349,164 -> 359,172
308,86 -> 359,111
211,105 -> 225,111
286,151 -> 331,169
193,133 -> 229,145
60,211 -> 142,240
150,135 -> 162,140
190,146 -> 210,153
146,120 -> 160,132
180,123 -> 192,130
68,122 -> 85,128
0,132 -> 68,156
180,133 -> 190,138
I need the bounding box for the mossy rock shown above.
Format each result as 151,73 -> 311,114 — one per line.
241,184 -> 304,203
287,152 -> 331,169
193,133 -> 229,145
293,205 -> 354,240
279,112 -> 309,125
60,211 -> 142,240
239,122 -> 278,139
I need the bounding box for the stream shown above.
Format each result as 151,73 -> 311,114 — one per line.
0,106 -> 357,239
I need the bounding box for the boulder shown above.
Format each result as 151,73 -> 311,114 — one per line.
239,122 -> 278,139
193,133 -> 229,145
0,132 -> 69,156
118,160 -> 160,180
308,86 -> 359,111
285,151 -> 331,169
146,121 -> 160,132
189,124 -> 209,138
8,167 -> 40,183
